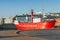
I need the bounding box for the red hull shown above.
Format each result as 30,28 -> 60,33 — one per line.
14,20 -> 55,30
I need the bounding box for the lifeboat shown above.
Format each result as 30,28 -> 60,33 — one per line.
14,9 -> 56,31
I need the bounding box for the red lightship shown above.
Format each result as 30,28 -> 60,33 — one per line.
14,9 -> 56,34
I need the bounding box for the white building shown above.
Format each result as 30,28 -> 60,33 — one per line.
0,18 -> 3,25
4,17 -> 13,24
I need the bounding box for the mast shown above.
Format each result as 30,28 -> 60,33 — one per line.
42,9 -> 44,18
30,9 -> 33,23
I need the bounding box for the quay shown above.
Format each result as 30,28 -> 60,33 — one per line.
0,29 -> 60,40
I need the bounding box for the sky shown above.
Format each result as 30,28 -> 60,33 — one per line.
0,0 -> 60,17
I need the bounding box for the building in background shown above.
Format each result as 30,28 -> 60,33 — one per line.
4,17 -> 14,24
0,18 -> 3,25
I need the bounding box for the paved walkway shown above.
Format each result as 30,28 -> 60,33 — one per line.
0,29 -> 60,40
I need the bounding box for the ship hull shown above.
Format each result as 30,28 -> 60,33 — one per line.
14,20 -> 55,31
